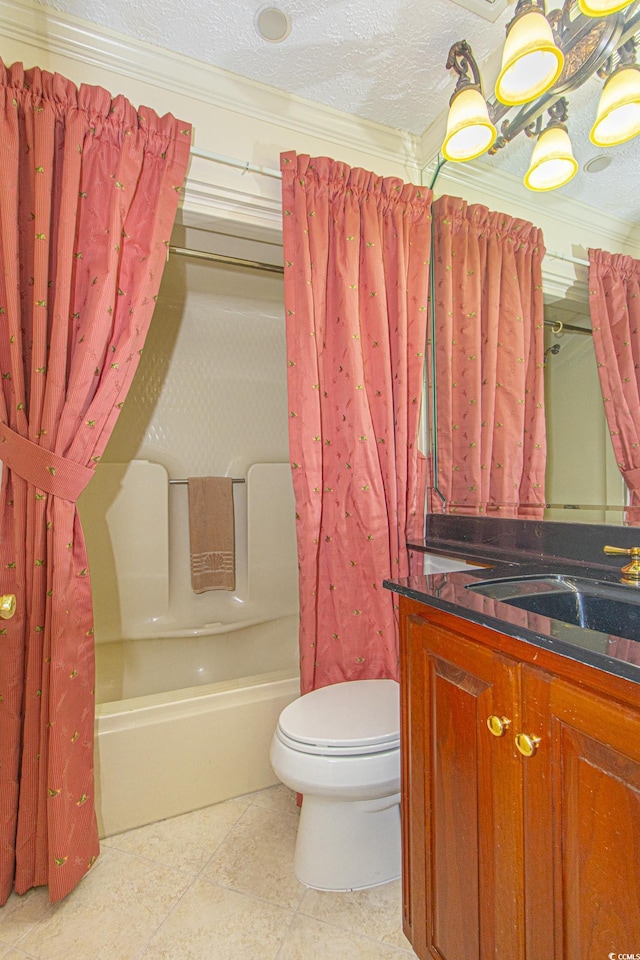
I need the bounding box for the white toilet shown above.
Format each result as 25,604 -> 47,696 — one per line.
270,678 -> 401,892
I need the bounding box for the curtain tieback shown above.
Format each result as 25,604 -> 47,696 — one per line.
0,422 -> 94,502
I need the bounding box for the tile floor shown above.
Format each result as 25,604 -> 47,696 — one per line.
0,785 -> 419,959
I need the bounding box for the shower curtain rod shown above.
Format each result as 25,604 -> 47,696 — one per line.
169,477 -> 245,485
544,250 -> 589,267
189,147 -> 282,180
169,245 -> 284,274
169,246 -> 590,298
543,318 -> 592,336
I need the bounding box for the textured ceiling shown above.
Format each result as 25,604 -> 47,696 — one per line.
37,0 -> 512,135
36,0 -> 639,223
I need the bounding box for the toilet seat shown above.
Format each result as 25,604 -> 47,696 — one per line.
276,679 -> 399,757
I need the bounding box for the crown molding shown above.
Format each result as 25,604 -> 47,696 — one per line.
180,178 -> 282,236
0,0 -> 420,170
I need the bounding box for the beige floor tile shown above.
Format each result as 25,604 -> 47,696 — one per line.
247,784 -> 300,817
17,847 -> 191,960
277,914 -> 417,959
201,804 -> 305,910
0,886 -> 53,947
139,877 -> 291,960
0,949 -> 39,960
298,878 -> 412,950
102,797 -> 249,874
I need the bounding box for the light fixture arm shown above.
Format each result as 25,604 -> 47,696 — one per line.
522,96 -> 569,141
523,115 -> 544,139
598,35 -> 638,78
446,40 -> 484,99
546,96 -> 570,125
617,35 -> 638,66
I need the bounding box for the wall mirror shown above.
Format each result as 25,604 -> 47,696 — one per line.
426,146 -> 639,526
429,261 -> 633,526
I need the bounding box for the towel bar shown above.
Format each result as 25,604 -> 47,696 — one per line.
169,478 -> 245,485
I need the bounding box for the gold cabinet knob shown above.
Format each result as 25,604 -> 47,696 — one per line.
0,594 -> 16,619
487,715 -> 512,737
515,733 -> 541,757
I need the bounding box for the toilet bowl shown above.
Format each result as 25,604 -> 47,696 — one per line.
270,678 -> 401,891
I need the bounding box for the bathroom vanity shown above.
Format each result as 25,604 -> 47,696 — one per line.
386,538 -> 640,960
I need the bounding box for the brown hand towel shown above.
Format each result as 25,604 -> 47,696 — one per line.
187,477 -> 236,592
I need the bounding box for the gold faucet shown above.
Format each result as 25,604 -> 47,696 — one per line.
0,594 -> 16,619
603,545 -> 640,583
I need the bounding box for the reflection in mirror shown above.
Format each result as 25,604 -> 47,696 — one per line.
542,294 -> 626,523
429,249 -> 633,525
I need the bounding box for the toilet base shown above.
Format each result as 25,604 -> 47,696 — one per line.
293,792 -> 401,891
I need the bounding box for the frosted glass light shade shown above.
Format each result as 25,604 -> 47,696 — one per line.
442,86 -> 498,161
590,65 -> 640,146
578,0 -> 634,15
524,125 -> 578,191
495,8 -> 564,105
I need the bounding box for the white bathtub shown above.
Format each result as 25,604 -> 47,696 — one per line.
94,615 -> 300,838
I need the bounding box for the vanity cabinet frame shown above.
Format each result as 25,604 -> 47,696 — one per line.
399,594 -> 640,960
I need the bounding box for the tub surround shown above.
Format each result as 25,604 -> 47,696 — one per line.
385,515 -> 640,686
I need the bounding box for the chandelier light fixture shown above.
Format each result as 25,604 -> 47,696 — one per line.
443,0 -> 640,191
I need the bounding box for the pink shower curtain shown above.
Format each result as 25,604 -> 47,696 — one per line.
281,152 -> 432,694
0,59 -> 191,903
589,248 -> 640,523
431,195 -> 547,516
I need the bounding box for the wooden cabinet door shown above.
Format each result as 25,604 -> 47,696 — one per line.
401,606 -> 525,960
522,667 -> 640,960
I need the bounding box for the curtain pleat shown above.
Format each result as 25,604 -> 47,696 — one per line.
0,58 -> 191,903
589,248 -> 640,523
431,195 -> 547,517
281,152 -> 432,694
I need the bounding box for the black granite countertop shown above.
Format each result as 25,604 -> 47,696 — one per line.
385,558 -> 640,686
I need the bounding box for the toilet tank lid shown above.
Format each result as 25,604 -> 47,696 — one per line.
278,679 -> 399,749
